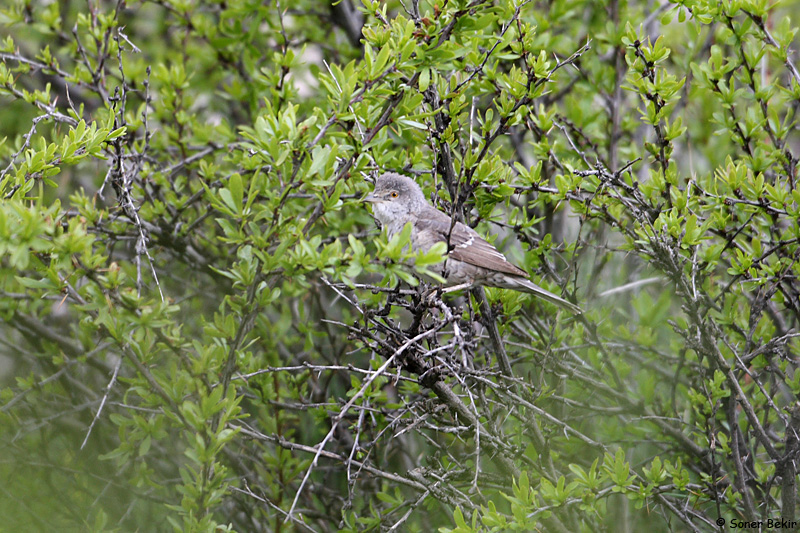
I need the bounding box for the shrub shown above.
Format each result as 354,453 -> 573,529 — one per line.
1,0 -> 799,531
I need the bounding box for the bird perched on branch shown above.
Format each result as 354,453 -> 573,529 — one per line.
364,172 -> 582,314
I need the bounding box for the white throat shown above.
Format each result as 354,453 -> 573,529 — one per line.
371,202 -> 410,239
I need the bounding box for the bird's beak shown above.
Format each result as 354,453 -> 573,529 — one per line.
363,192 -> 380,203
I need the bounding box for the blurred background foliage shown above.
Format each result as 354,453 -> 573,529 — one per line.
1,0 -> 800,531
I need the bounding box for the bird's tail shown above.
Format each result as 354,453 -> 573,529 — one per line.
506,277 -> 582,315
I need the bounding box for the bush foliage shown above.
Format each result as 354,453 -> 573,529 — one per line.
1,0 -> 800,531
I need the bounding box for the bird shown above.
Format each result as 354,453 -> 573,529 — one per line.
363,172 -> 582,314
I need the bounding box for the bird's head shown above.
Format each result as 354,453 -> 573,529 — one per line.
363,173 -> 427,227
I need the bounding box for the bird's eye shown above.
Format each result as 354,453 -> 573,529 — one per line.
390,192 -> 399,198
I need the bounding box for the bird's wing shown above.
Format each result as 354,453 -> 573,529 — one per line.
415,208 -> 528,277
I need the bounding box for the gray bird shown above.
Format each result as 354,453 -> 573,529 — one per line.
364,172 -> 582,314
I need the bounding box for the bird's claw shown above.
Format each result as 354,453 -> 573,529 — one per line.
423,286 -> 443,305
